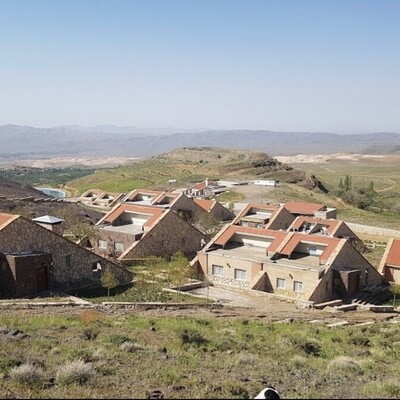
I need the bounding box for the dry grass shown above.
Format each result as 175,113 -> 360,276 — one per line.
1,313 -> 400,398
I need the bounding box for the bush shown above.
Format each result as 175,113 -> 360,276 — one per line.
55,360 -> 95,386
328,356 -> 363,375
119,341 -> 143,353
9,363 -> 44,385
180,329 -> 208,347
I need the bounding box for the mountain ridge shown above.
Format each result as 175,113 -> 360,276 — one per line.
0,124 -> 399,158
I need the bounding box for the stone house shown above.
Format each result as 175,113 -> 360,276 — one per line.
0,213 -> 133,298
193,198 -> 235,221
122,189 -> 207,222
77,189 -> 123,208
184,178 -> 217,198
91,203 -> 209,263
194,225 -> 382,304
232,203 -> 295,230
379,238 -> 400,283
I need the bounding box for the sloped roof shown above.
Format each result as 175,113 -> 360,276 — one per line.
384,239 -> 400,266
124,189 -> 164,202
32,215 -> 65,224
232,203 -> 279,224
278,233 -> 340,264
100,203 -> 165,228
194,198 -> 215,212
0,213 -> 19,230
289,216 -> 341,235
214,225 -> 287,249
284,201 -> 326,215
153,191 -> 180,205
80,188 -> 103,198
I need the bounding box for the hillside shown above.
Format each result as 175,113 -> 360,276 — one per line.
67,147 -> 327,194
0,176 -> 47,199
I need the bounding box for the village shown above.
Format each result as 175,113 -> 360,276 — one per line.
1,177 -> 399,315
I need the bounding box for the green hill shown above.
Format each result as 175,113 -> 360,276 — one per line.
67,147 -> 326,194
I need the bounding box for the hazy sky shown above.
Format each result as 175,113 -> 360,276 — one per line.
1,0 -> 399,132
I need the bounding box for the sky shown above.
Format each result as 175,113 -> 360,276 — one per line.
0,0 -> 399,133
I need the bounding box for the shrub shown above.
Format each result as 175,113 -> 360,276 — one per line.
119,341 -> 143,353
180,329 -> 208,347
328,356 -> 363,375
9,363 -> 44,385
298,340 -> 321,357
55,360 -> 95,386
106,334 -> 130,346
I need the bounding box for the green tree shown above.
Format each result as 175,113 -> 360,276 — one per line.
344,175 -> 352,192
101,268 -> 119,299
389,283 -> 400,307
167,251 -> 193,299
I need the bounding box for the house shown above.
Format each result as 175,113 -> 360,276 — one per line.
379,238 -> 400,283
76,189 -> 104,206
91,203 -> 209,263
193,198 -> 235,222
122,189 -> 207,222
283,201 -> 337,219
77,189 -> 123,208
287,216 -> 362,244
194,225 -> 382,304
232,203 -> 295,230
184,178 -> 217,198
0,213 -> 133,298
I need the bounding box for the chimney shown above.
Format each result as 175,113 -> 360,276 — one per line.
32,215 -> 65,236
205,177 -> 209,186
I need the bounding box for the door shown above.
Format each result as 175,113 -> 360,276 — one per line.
36,265 -> 48,293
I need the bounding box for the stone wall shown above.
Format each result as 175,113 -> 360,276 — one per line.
121,210 -> 209,260
268,207 -> 296,230
0,217 -> 133,293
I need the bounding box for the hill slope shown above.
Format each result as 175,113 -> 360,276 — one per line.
68,147 -> 327,194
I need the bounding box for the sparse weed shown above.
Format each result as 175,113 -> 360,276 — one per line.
9,363 -> 45,385
55,360 -> 95,386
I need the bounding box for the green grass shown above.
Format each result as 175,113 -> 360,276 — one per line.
1,314 -> 400,398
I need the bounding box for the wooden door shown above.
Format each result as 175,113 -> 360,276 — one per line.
36,265 -> 48,293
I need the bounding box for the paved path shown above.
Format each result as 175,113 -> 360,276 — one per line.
347,222 -> 400,238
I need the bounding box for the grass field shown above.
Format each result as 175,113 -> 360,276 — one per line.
1,312 -> 400,399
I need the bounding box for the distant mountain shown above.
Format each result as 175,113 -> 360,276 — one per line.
0,124 -> 399,158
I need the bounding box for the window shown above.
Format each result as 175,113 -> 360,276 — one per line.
294,281 -> 304,292
114,242 -> 124,252
92,262 -> 102,272
234,269 -> 247,281
276,278 -> 285,289
98,239 -> 107,249
65,255 -> 71,267
309,245 -> 317,255
212,265 -> 224,277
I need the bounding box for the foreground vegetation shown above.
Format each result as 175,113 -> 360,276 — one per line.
0,312 -> 399,399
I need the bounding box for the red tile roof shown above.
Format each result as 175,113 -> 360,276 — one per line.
194,199 -> 215,212
214,225 -> 287,249
233,203 -> 279,224
385,239 -> 400,266
284,201 -> 326,215
153,192 -> 179,204
0,213 -> 18,230
101,204 -> 165,228
278,233 -> 340,264
290,216 -> 341,234
124,189 -> 163,201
